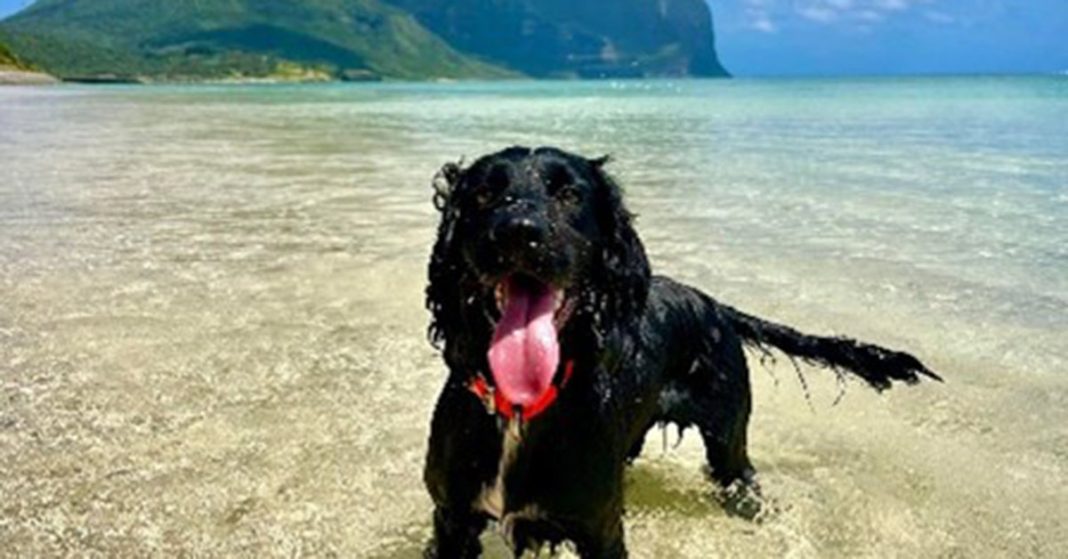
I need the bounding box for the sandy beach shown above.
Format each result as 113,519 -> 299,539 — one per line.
0,68 -> 58,85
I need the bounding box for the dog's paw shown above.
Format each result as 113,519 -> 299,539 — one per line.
717,477 -> 768,522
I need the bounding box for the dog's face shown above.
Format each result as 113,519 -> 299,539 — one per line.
454,146 -> 604,312
428,146 -> 651,411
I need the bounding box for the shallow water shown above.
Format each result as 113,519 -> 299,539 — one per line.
1,78 -> 1066,557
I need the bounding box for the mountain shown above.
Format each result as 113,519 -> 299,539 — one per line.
0,0 -> 516,81
1,35 -> 59,84
391,0 -> 729,78
0,40 -> 27,68
0,0 -> 728,81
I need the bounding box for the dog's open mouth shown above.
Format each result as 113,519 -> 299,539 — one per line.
487,274 -> 574,408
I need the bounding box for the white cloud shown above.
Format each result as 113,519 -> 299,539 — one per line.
798,6 -> 839,22
735,0 -> 953,33
743,0 -> 780,33
782,0 -> 941,29
856,9 -> 885,22
826,0 -> 856,9
924,10 -> 956,24
752,16 -> 778,32
875,0 -> 911,11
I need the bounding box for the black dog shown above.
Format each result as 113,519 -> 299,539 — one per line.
423,146 -> 940,558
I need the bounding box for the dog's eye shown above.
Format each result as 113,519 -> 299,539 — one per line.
545,166 -> 580,204
475,188 -> 497,208
554,183 -> 582,205
475,165 -> 510,207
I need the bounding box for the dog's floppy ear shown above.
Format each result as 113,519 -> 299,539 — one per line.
426,161 -> 466,350
432,161 -> 461,213
590,158 -> 651,324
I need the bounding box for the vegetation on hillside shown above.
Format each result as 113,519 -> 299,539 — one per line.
392,0 -> 729,78
0,0 -> 728,82
0,0 -> 517,81
0,38 -> 33,70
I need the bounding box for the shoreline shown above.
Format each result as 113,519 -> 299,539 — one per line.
1,72 -> 1060,88
0,68 -> 59,85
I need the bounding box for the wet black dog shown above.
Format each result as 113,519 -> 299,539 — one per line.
423,146 -> 939,558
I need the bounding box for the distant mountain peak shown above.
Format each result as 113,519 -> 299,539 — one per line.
392,0 -> 728,78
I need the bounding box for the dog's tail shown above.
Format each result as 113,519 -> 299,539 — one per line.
718,303 -> 942,391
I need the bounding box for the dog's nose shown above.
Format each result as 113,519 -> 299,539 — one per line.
494,215 -> 547,251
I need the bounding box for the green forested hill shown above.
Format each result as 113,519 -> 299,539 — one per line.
0,0 -> 516,81
1,39 -> 32,69
0,41 -> 18,66
1,33 -> 61,84
392,0 -> 729,78
0,0 -> 728,81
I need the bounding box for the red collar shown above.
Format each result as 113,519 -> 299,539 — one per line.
468,360 -> 575,421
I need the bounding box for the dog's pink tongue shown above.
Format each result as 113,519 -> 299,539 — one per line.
488,279 -> 560,408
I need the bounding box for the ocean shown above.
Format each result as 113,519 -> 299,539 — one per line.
1,77 -> 1065,556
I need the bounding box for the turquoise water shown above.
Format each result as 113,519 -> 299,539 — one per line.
0,77 -> 1065,556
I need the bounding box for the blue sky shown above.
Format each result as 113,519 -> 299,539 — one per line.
0,0 -> 27,20
712,0 -> 1068,76
1,0 -> 1065,76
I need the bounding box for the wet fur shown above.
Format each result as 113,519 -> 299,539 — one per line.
423,147 -> 940,558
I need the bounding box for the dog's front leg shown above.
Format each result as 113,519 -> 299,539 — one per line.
424,383 -> 500,558
575,516 -> 627,559
425,505 -> 487,559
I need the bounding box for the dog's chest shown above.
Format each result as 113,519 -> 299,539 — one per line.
473,419 -> 521,520
473,418 -> 557,540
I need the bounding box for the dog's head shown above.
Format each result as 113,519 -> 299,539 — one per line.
427,146 -> 650,409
